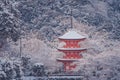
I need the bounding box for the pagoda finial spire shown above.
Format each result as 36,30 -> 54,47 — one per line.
70,7 -> 73,29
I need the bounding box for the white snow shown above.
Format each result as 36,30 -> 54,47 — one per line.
34,63 -> 44,66
88,0 -> 108,17
57,58 -> 80,62
58,48 -> 86,51
59,30 -> 86,39
22,76 -> 83,80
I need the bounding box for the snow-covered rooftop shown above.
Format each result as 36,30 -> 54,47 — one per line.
57,58 -> 80,62
58,48 -> 87,51
59,30 -> 85,40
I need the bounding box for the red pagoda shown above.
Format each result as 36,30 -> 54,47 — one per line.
57,30 -> 86,71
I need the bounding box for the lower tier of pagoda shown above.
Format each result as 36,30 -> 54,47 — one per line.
57,48 -> 86,71
57,58 -> 80,71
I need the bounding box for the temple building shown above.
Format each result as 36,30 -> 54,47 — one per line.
57,30 -> 86,71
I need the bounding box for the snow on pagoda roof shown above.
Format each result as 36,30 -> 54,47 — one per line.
57,58 -> 80,62
59,30 -> 85,40
58,48 -> 87,51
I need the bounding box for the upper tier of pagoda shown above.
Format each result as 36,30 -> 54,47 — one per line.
59,30 -> 86,40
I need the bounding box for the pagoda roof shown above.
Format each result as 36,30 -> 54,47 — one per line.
57,58 -> 80,62
58,48 -> 87,51
59,30 -> 85,40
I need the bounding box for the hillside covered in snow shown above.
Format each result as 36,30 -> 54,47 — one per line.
0,0 -> 120,80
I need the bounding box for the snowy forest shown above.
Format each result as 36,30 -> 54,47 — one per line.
0,0 -> 120,80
